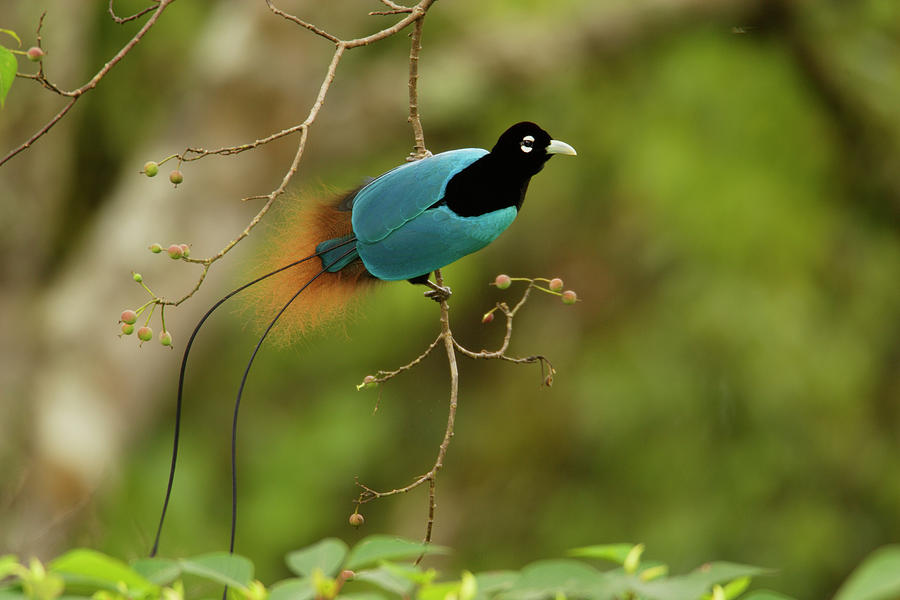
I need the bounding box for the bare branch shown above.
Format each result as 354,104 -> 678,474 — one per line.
264,0 -> 341,44
407,15 -> 430,160
108,0 -> 160,24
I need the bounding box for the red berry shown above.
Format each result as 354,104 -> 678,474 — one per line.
169,170 -> 184,185
549,278 -> 564,292
159,331 -> 173,346
26,47 -> 44,62
167,244 -> 183,259
121,323 -> 135,335
137,326 -> 153,342
494,274 -> 512,289
349,513 -> 364,527
143,161 -> 159,177
482,311 -> 494,324
561,290 -> 577,305
179,243 -> 190,257
120,310 -> 137,324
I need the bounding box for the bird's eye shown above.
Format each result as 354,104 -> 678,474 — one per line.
520,135 -> 535,153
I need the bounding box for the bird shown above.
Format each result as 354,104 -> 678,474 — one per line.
149,121 -> 576,557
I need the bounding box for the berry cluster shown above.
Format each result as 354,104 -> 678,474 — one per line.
483,274 -> 578,323
141,159 -> 184,187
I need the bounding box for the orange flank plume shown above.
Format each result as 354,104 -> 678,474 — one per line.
239,193 -> 376,346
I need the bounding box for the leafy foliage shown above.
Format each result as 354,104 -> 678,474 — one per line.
2,539 -> 899,600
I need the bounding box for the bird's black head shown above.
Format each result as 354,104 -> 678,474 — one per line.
490,121 -> 577,177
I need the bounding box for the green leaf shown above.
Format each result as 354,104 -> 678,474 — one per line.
0,29 -> 21,46
49,549 -> 156,594
833,545 -> 900,600
741,592 -> 796,600
268,577 -> 313,600
567,545 -> 635,566
354,567 -> 415,596
502,559 -> 630,600
473,570 -> 519,598
345,537 -> 448,570
131,558 -> 181,585
0,556 -> 19,579
286,538 -> 348,578
340,594 -> 387,600
633,562 -> 771,600
179,553 -> 254,591
381,562 -> 436,586
418,580 -> 461,600
0,44 -> 18,108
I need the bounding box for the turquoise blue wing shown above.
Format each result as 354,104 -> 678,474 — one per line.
351,148 -> 488,244
357,205 -> 518,281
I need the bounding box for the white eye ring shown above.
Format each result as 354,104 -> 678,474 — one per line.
520,135 -> 535,153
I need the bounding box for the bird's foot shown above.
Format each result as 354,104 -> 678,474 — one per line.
423,281 -> 452,303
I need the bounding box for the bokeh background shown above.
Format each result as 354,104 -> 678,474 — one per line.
1,1 -> 899,598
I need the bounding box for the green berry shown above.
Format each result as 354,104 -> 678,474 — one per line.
349,513 -> 364,527
26,47 -> 44,62
167,244 -> 183,259
132,272 -> 143,283
120,309 -> 137,324
169,169 -> 184,185
548,278 -> 564,292
149,243 -> 163,253
159,331 -> 173,346
494,274 -> 512,289
363,375 -> 378,389
137,326 -> 153,342
143,161 -> 159,177
179,243 -> 190,257
121,323 -> 135,335
561,290 -> 577,305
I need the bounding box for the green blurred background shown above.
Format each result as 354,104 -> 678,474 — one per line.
1,1 -> 899,598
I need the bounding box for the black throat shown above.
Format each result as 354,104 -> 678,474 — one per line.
436,153 -> 540,218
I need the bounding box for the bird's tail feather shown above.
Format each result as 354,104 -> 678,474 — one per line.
239,193 -> 376,345
150,241 -> 355,557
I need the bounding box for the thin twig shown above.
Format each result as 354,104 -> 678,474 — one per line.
108,0 -> 160,24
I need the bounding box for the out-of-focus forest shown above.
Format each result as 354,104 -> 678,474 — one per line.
1,1 -> 898,598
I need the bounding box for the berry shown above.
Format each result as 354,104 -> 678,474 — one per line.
167,244 -> 183,259
363,375 -> 377,389
132,272 -> 143,283
548,278 -> 564,292
561,290 -> 577,305
159,331 -> 173,346
137,326 -> 153,342
121,323 -> 135,335
26,47 -> 44,62
169,170 -> 184,185
494,274 -> 512,289
179,243 -> 190,257
149,243 -> 163,253
482,311 -> 494,324
120,310 -> 137,324
143,161 -> 159,177
338,570 -> 355,582
349,513 -> 364,528
544,374 -> 554,387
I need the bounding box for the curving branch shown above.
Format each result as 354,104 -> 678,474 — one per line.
354,275 -> 567,546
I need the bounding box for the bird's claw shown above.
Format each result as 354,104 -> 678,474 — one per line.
424,285 -> 452,302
